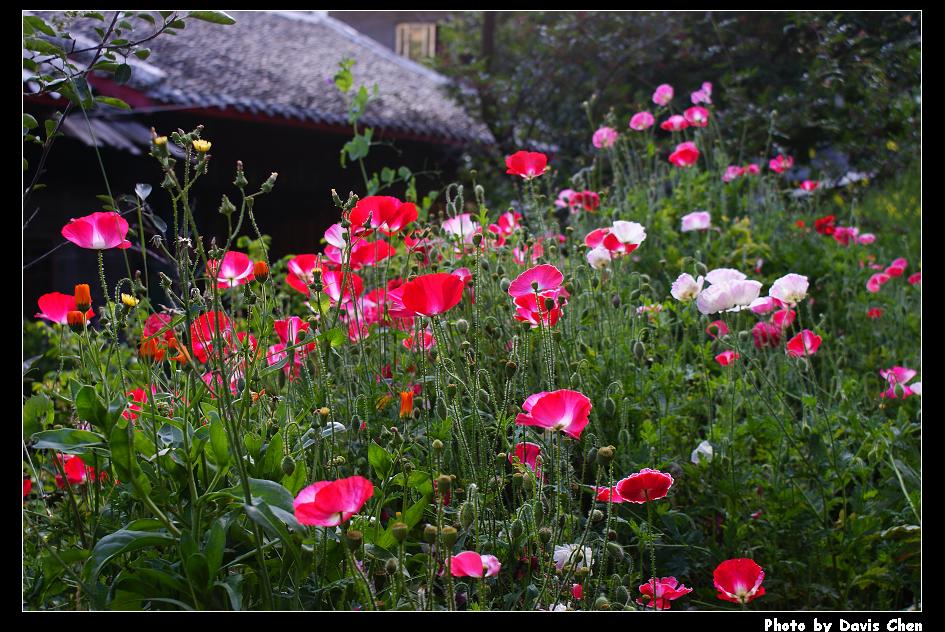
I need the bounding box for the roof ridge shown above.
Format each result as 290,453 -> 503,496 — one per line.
267,10 -> 448,85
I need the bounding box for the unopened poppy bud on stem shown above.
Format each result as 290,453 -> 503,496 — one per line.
67,310 -> 87,333
392,521 -> 409,543
436,474 -> 452,493
432,439 -> 444,452
253,260 -> 270,282
74,284 -> 91,312
422,524 -> 438,543
441,526 -> 458,546
345,529 -> 362,551
597,445 -> 616,467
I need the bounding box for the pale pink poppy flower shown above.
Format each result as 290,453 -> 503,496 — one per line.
681,211 -> 711,232
691,85 -> 712,105
668,141 -> 700,167
684,106 -> 710,127
555,189 -> 577,209
799,180 -> 819,192
705,268 -> 747,285
592,126 -> 619,149
768,273 -> 809,306
61,211 -> 132,250
636,303 -> 663,317
786,329 -> 822,357
586,246 -> 612,270
324,223 -> 349,249
629,111 -> 655,131
768,154 -> 794,174
449,551 -> 501,578
696,279 -> 762,315
515,389 -> 592,440
908,272 -> 921,285
880,366 -> 919,398
715,350 -> 740,366
722,165 -> 746,183
671,273 -> 704,301
691,440 -> 714,464
554,544 -> 593,571
910,382 -> 922,396
652,83 -> 674,106
660,115 -> 689,132
755,259 -> 764,274
442,213 -> 480,244
857,233 -> 876,245
610,220 -> 647,245
866,272 -> 891,293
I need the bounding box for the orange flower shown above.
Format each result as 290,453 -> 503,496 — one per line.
139,337 -> 166,362
253,260 -> 270,282
167,336 -> 191,363
399,390 -> 414,419
74,284 -> 92,312
66,310 -> 87,333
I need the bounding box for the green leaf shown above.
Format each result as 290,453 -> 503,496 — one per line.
214,478 -> 295,513
319,327 -> 346,349
187,11 -> 236,25
243,501 -> 302,565
23,37 -> 65,56
109,418 -> 151,497
133,48 -> 151,60
95,96 -> 131,110
114,64 -> 132,85
75,386 -> 107,431
281,457 -> 308,495
368,442 -> 392,478
23,394 -> 53,436
24,15 -> 56,36
204,519 -> 226,578
261,430 -> 284,478
208,415 -> 229,466
31,428 -> 105,453
23,113 -> 38,130
83,528 -> 175,583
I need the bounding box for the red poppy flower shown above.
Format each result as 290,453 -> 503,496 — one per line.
321,269 -> 364,305
814,215 -> 836,236
23,478 -> 32,498
400,273 -> 465,317
61,211 -> 131,250
509,442 -> 543,479
706,320 -> 729,339
614,468 -> 673,503
786,329 -> 822,357
637,577 -> 693,610
293,475 -> 375,527
752,321 -> 782,349
714,558 -> 766,604
35,292 -> 94,325
505,151 -> 548,179
285,254 -> 322,296
668,142 -> 700,167
190,311 -> 233,363
715,350 -> 740,366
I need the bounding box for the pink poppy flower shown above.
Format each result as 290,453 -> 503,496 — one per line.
35,292 -> 94,325
441,213 -> 480,244
506,151 -> 549,179
652,83 -> 674,106
508,264 -> 565,299
61,211 -> 131,250
403,329 -> 435,352
274,316 -> 316,353
497,211 -> 523,235
681,211 -> 711,232
706,320 -> 729,339
706,268 -> 747,284
786,329 -> 822,357
749,296 -> 785,315
752,321 -> 782,349
614,468 -> 674,503
768,154 -> 793,174
684,106 -> 710,127
744,163 -> 760,175
833,226 -> 860,246
513,241 -> 544,266
595,486 -> 625,503
768,273 -> 809,306
572,583 -> 583,601
691,83 -> 712,105
401,273 -> 465,317
637,577 -> 693,610
885,257 -> 908,277
449,551 -> 501,578
514,293 -> 564,328
660,115 -> 689,132
293,475 -> 375,527
321,269 -> 364,305
190,311 -> 233,363
349,195 -> 418,235
799,180 -> 819,192
55,454 -> 96,488
771,308 -> 796,330
208,251 -> 255,288
286,254 -> 322,296
668,141 -> 700,167
509,442 -> 543,479
908,272 -> 921,285
722,165 -> 746,183
714,558 -> 766,604
697,279 -> 763,315
715,350 -> 740,366
866,272 -> 891,293
515,390 -> 592,440
592,126 -> 619,149
880,366 -> 919,398
857,233 -> 876,245
670,273 -> 704,302
629,111 -> 655,131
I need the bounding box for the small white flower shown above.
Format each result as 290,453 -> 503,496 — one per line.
691,440 -> 714,464
610,220 -> 647,245
671,273 -> 705,301
553,544 -> 593,571
586,245 -> 612,270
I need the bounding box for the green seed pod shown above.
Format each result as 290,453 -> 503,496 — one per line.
617,429 -> 631,447
442,526 -> 458,546
633,340 -> 646,360
455,318 -> 470,334
392,521 -> 409,543
695,261 -> 708,276
606,541 -> 624,561
496,452 -> 508,466
432,439 -> 444,452
480,258 -> 490,271
511,519 -> 524,539
604,397 -> 616,416
472,233 -> 483,246
384,558 -> 399,575
478,388 -> 490,403
505,361 -> 518,378
615,585 -> 630,604
447,383 -> 459,397
512,472 -> 524,488
460,502 -> 475,529
523,474 -> 535,492
280,455 -> 296,476
538,526 -> 552,544
595,596 -> 611,610
345,530 -> 363,551
422,524 -> 438,543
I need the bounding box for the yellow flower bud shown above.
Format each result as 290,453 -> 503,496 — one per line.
192,139 -> 212,153
121,293 -> 139,308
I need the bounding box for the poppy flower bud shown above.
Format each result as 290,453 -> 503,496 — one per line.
591,509 -> 604,523
447,383 -> 458,397
280,455 -> 296,476
523,475 -> 535,492
500,278 -> 511,292
512,472 -> 524,488
538,527 -> 552,544
472,233 -> 483,246
442,526 -> 458,546
633,340 -> 646,359
595,596 -> 611,610
74,284 -> 92,312
615,585 -> 631,604
603,397 -> 616,416
596,445 -> 616,467
460,502 -> 475,529
422,524 -> 439,543
544,297 -> 556,311
66,310 -> 87,333
260,172 -> 278,194
611,294 -> 621,308
587,447 -> 598,464
392,521 -> 409,543
384,557 -> 399,575
511,519 -> 524,539
432,439 -> 444,452
607,529 -> 617,541
253,260 -> 270,282
606,541 -> 624,561
455,318 -> 469,334
436,474 -> 452,493
345,529 -> 363,551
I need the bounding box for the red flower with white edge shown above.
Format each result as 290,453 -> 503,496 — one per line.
449,551 -> 501,578
35,292 -> 94,325
786,329 -> 822,357
61,211 -> 131,250
637,577 -> 693,610
515,390 -> 592,440
513,293 -> 564,328
508,264 -> 565,299
505,151 -> 548,179
714,558 -> 766,604
293,476 -> 375,527
614,468 -> 674,503
400,273 -> 465,317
